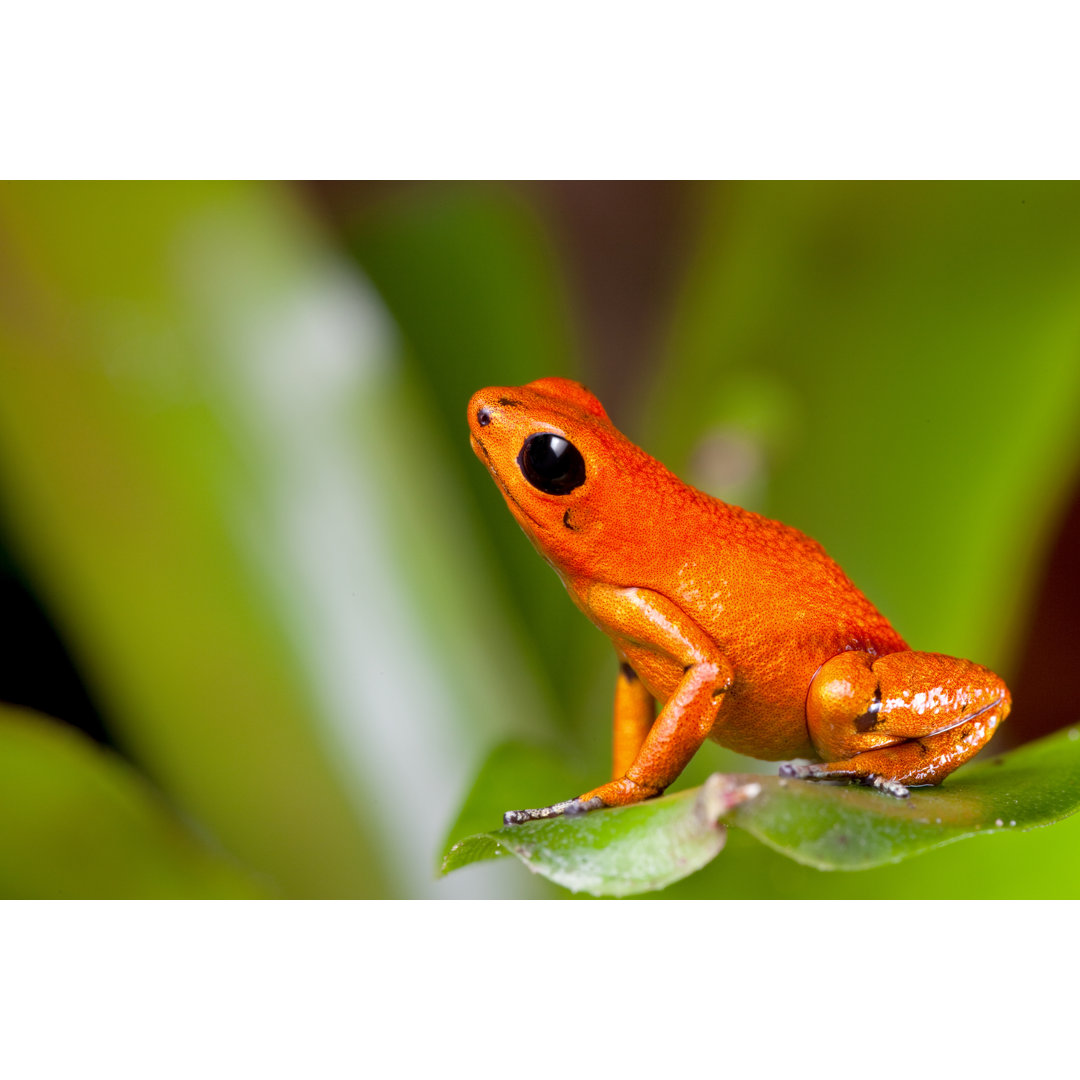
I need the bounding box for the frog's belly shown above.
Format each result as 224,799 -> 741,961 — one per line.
708,693 -> 818,761
620,641 -> 817,762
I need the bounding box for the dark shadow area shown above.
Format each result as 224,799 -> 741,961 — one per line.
1004,473 -> 1080,748
0,532 -> 113,747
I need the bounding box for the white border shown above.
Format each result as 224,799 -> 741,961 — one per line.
4,3 -> 1078,178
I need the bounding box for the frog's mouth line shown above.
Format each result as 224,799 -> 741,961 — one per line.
471,433 -> 548,532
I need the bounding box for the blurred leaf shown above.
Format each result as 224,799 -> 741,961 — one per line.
443,771 -> 760,897
0,182 -> 394,896
0,704 -> 266,898
443,726 -> 1080,895
341,185 -> 605,725
342,184 -> 578,419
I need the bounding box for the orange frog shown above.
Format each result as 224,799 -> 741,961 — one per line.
468,377 -> 1011,824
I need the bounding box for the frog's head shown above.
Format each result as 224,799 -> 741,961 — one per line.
468,377 -> 652,581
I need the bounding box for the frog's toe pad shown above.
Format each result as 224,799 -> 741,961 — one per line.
867,774 -> 910,798
503,796 -> 604,826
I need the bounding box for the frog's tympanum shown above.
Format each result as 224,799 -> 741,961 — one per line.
469,378 -> 1010,824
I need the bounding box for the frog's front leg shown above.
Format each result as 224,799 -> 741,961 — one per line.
504,586 -> 733,825
783,649 -> 1011,796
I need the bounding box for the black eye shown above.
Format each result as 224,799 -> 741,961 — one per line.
517,433 -> 586,494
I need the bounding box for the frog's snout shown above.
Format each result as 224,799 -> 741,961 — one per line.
467,386 -> 533,466
468,387 -> 517,442
467,388 -> 495,437
468,388 -> 499,468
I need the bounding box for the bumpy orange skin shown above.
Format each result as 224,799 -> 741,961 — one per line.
469,377 -> 1011,816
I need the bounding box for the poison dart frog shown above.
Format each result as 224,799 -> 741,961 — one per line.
468,377 -> 1011,824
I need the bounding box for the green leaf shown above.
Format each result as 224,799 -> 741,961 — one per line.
443,772 -> 761,897
727,725 -> 1080,870
442,725 -> 1080,895
0,705 -> 267,898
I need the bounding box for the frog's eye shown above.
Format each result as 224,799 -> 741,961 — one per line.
517,433 -> 586,495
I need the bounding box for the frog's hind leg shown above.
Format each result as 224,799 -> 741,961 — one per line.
786,650 -> 1011,796
611,660 -> 656,779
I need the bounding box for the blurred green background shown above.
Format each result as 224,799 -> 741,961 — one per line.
1,180 -> 1079,898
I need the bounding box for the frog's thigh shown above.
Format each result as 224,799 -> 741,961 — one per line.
803,650 -> 1011,786
611,659 -> 655,780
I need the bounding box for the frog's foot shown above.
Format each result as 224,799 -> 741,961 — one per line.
503,797 -> 604,826
503,776 -> 662,825
779,761 -> 910,798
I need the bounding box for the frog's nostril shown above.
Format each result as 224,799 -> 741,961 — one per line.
477,407 -> 492,427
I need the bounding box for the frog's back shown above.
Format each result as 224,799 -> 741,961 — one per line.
700,494 -> 901,649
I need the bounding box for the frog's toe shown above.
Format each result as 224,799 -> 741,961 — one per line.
778,760 -> 911,798
502,796 -> 603,826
